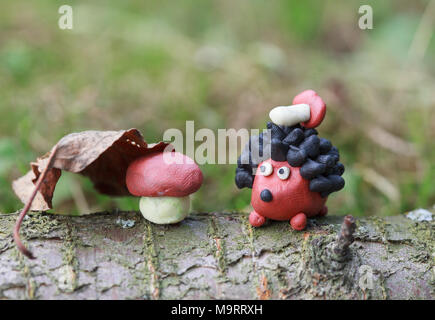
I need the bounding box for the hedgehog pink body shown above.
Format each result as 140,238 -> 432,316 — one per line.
250,159 -> 327,231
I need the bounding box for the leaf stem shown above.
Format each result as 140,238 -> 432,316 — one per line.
13,144 -> 59,259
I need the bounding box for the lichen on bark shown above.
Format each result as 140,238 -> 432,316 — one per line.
0,211 -> 433,299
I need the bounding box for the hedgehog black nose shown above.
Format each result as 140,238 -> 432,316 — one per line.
260,189 -> 273,202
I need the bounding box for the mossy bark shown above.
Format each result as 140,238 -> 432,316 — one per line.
0,211 -> 433,299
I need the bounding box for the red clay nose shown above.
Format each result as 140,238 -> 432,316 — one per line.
260,189 -> 273,202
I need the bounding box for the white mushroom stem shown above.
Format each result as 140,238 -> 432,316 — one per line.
269,103 -> 310,126
139,196 -> 191,224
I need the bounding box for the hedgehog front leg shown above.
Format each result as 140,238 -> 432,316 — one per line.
290,212 -> 307,231
249,210 -> 266,227
317,205 -> 328,217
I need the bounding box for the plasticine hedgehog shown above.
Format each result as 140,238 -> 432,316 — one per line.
235,90 -> 345,231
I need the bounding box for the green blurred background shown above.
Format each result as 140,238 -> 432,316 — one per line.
1,0 -> 434,217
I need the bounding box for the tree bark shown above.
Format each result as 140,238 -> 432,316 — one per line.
0,211 -> 433,300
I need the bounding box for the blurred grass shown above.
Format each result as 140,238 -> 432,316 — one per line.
0,0 -> 434,217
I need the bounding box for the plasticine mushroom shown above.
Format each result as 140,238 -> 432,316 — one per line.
126,151 -> 203,224
269,90 -> 326,128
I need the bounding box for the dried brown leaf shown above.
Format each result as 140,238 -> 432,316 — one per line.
12,128 -> 170,211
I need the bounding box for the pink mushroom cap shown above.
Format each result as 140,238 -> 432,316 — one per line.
126,151 -> 203,197
293,89 -> 326,129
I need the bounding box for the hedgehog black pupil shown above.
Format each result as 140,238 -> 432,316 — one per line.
279,168 -> 284,174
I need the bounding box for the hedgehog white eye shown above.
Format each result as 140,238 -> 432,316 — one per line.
258,162 -> 273,176
277,166 -> 290,180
